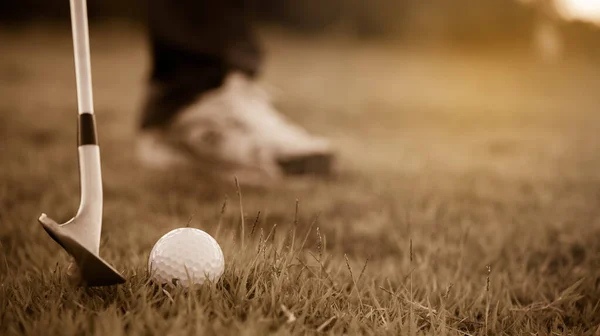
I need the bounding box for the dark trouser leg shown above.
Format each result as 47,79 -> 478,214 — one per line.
140,0 -> 262,129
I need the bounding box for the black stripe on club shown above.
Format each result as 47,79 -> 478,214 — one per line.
78,113 -> 98,146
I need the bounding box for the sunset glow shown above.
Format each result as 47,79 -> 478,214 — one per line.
559,0 -> 600,22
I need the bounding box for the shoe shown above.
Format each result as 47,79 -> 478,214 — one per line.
137,72 -> 335,186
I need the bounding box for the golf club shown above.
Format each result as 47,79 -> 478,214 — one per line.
38,0 -> 125,287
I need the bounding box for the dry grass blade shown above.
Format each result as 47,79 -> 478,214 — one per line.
378,286 -> 435,313
485,264 -> 491,336
186,214 -> 194,228
344,254 -> 363,306
409,238 -> 414,336
443,283 -> 454,301
265,223 -> 278,244
250,211 -> 261,237
257,227 -> 264,254
510,278 -> 586,313
308,251 -> 337,288
316,316 -> 337,332
162,288 -> 175,304
378,286 -> 482,326
316,227 -> 323,261
357,256 -> 369,285
295,256 -> 320,279
234,177 -> 245,249
298,213 -> 319,252
214,196 -> 228,238
290,199 -> 299,253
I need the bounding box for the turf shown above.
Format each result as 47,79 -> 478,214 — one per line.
2,23 -> 600,335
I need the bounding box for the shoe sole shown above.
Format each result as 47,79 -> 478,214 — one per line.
277,153 -> 334,176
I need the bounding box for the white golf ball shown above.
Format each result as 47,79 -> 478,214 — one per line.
148,228 -> 224,287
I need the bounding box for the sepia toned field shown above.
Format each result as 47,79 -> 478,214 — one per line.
1,23 -> 600,335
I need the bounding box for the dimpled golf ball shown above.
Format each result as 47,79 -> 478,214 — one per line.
148,228 -> 224,287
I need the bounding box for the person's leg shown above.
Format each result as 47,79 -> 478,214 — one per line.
141,0 -> 262,128
138,0 -> 335,185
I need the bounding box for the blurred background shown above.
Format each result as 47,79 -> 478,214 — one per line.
1,0 -> 600,178
1,0 -> 599,60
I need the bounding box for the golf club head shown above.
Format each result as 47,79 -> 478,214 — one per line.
39,213 -> 125,287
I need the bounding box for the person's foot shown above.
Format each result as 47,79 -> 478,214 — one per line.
137,72 -> 335,186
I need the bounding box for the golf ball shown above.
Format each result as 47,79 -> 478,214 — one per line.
148,228 -> 224,287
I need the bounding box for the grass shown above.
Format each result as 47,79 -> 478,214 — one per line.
2,22 -> 600,335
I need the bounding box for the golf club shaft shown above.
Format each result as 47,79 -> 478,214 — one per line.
71,0 -> 103,252
70,0 -> 94,115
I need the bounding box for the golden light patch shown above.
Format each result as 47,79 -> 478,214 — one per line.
559,0 -> 600,22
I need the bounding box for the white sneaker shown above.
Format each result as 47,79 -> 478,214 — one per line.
137,72 -> 335,186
